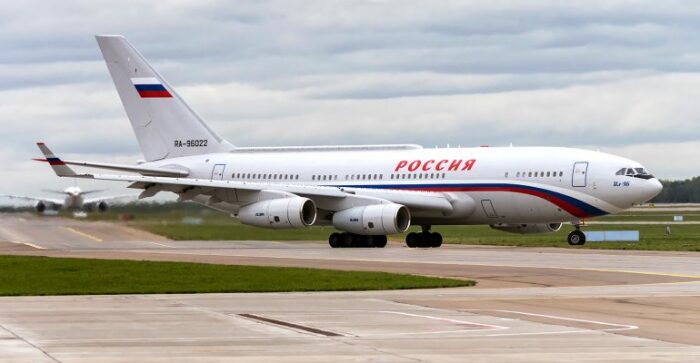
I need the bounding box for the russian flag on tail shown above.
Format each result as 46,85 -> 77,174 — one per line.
131,77 -> 172,98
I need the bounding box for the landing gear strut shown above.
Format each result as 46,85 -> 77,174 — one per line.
567,225 -> 586,246
405,225 -> 443,248
328,232 -> 387,248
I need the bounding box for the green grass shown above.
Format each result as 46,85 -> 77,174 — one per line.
85,203 -> 700,251
428,224 -> 700,251
0,256 -> 473,296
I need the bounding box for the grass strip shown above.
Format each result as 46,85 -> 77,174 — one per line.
0,256 -> 473,296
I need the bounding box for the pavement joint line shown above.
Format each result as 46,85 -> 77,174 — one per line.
61,226 -> 103,242
0,324 -> 61,363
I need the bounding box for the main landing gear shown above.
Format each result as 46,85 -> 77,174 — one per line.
405,226 -> 443,248
328,232 -> 388,248
567,225 -> 586,246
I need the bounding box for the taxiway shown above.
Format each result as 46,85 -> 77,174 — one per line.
0,213 -> 698,362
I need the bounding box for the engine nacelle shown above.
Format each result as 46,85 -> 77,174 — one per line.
36,201 -> 46,213
332,204 -> 411,235
490,223 -> 563,234
98,201 -> 109,212
238,197 -> 316,229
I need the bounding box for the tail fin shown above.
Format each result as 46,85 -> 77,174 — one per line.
35,143 -> 78,177
95,35 -> 233,161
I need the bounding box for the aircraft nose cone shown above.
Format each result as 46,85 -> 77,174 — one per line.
645,178 -> 663,201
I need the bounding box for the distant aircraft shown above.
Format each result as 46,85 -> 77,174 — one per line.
2,186 -> 131,213
35,35 -> 662,247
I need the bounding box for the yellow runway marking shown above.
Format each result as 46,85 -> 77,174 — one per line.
8,240 -> 46,250
62,227 -> 103,242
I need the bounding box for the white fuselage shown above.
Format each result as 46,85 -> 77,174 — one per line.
144,146 -> 662,226
61,186 -> 84,209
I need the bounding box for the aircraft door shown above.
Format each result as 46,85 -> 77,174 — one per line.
572,162 -> 588,187
211,164 -> 226,180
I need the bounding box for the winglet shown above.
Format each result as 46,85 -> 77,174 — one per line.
35,143 -> 77,177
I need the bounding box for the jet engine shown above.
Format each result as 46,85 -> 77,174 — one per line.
35,201 -> 46,213
490,223 -> 563,234
238,197 -> 316,229
332,203 -> 411,235
97,201 -> 109,212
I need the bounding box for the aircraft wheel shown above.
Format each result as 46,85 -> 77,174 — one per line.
374,235 -> 388,248
567,230 -> 586,246
360,235 -> 373,248
340,233 -> 354,248
429,232 -> 443,248
405,232 -> 419,248
329,233 -> 341,248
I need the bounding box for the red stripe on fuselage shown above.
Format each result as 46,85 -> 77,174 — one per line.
403,186 -> 591,218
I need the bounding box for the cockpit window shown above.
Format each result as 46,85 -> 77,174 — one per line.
616,167 -> 654,179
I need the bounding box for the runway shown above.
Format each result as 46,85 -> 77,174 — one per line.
0,213 -> 699,362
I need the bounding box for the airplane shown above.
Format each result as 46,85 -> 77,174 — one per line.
34,35 -> 663,247
2,185 -> 131,213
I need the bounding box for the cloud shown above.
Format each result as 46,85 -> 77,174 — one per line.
1,0 -> 699,200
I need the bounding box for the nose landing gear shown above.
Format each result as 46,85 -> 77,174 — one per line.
567,225 -> 586,246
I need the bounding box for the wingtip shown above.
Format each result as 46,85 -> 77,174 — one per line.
32,158 -> 47,163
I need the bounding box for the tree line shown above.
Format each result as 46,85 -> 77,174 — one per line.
653,177 -> 700,203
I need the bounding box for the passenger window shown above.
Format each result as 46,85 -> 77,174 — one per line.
379,174 -> 383,180
559,171 -> 563,177
442,173 -> 446,179
505,172 -> 509,178
312,175 -> 315,181
546,172 -> 550,177
528,172 -> 532,177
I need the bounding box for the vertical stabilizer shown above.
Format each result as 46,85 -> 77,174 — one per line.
95,35 -> 233,161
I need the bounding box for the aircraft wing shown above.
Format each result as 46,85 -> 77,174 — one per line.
1,194 -> 64,206
35,143 -> 454,213
93,174 -> 452,212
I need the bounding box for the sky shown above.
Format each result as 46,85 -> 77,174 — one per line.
2,0 -> 699,202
